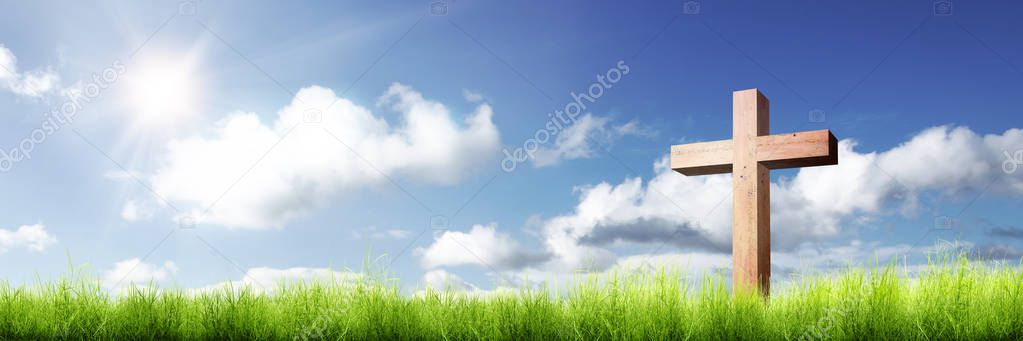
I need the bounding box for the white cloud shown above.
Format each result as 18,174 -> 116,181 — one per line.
103,169 -> 143,181
100,263 -> 368,296
0,224 -> 57,253
876,125 -> 1022,195
149,83 -> 501,229
447,239 -> 919,294
0,44 -> 60,98
622,252 -> 730,271
102,258 -> 178,291
542,126 -> 1023,271
462,89 -> 484,103
532,114 -> 649,167
422,269 -> 479,291
437,251 -> 731,295
430,126 -> 1022,274
418,223 -> 550,270
350,226 -> 412,240
416,269 -> 522,297
195,267 -> 363,294
120,200 -> 152,222
386,229 -> 413,239
613,119 -> 655,138
772,240 -> 915,275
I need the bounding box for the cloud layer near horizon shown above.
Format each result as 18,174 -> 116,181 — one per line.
420,126 -> 1023,275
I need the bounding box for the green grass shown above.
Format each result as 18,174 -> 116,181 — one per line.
1,252 -> 1022,340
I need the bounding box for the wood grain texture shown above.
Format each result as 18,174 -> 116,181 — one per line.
757,129 -> 838,170
669,89 -> 839,296
731,89 -> 771,295
670,140 -> 733,175
669,130 -> 837,175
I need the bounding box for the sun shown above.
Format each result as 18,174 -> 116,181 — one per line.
122,56 -> 201,130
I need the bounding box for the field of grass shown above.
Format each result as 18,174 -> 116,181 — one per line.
1,252 -> 1021,340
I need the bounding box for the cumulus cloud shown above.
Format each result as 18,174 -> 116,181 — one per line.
428,126 -> 1022,274
102,258 -> 178,291
418,223 -> 551,270
0,224 -> 57,253
0,44 -> 60,98
540,126 -> 1023,271
532,114 -> 650,167
149,83 -> 500,229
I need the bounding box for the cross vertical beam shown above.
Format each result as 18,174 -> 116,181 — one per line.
669,88 -> 838,297
731,89 -> 770,295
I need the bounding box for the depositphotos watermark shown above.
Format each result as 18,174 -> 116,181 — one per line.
797,284 -> 871,340
0,60 -> 126,172
501,60 -> 630,172
1003,149 -> 1021,174
294,306 -> 338,341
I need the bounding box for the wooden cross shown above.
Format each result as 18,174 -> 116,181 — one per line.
670,89 -> 838,295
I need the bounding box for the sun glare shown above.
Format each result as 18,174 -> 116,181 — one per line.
123,57 -> 201,129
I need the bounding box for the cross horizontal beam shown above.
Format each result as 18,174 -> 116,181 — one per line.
669,129 -> 838,176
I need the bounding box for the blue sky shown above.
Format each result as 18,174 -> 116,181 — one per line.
0,0 -> 1021,293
